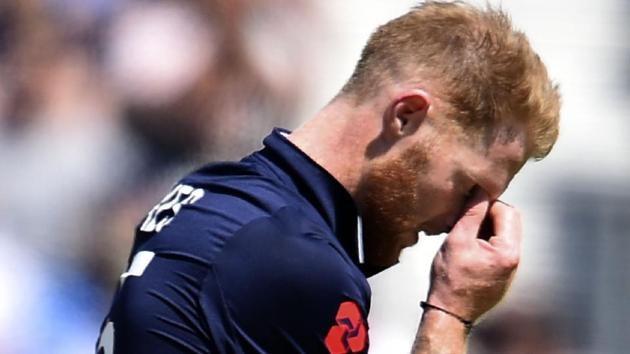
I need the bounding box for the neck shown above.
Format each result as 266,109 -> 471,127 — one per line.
287,97 -> 379,197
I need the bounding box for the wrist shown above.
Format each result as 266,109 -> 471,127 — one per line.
413,306 -> 469,354
420,301 -> 473,335
426,292 -> 477,322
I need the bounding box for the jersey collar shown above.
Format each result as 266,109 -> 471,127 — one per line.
255,128 -> 373,272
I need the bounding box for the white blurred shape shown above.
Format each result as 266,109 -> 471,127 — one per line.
106,2 -> 214,106
368,233 -> 446,353
0,234 -> 43,343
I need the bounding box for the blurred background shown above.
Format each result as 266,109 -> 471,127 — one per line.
0,0 -> 627,353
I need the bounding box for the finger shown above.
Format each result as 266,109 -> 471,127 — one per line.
448,187 -> 490,243
487,201 -> 522,250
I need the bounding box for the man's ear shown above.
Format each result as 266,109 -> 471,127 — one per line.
384,90 -> 431,139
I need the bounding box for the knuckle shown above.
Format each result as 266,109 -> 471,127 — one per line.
463,256 -> 481,272
492,244 -> 520,268
499,252 -> 520,269
445,233 -> 467,248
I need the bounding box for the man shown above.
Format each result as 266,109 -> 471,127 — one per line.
97,1 -> 560,353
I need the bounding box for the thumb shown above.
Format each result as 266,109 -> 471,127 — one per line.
448,187 -> 490,242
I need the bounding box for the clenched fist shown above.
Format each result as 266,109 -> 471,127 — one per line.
426,188 -> 522,322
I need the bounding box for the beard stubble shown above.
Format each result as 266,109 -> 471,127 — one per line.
355,142 -> 435,266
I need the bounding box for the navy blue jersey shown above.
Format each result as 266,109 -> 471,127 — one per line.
97,129 -> 378,354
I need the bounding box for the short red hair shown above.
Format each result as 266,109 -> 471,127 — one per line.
341,1 -> 561,159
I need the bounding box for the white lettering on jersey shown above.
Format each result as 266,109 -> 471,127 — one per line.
97,321 -> 114,354
139,184 -> 205,233
120,251 -> 155,283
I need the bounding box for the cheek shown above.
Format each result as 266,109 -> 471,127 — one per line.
416,189 -> 464,233
364,164 -> 427,232
416,173 -> 459,215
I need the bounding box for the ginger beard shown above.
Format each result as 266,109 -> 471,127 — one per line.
355,141 -> 437,267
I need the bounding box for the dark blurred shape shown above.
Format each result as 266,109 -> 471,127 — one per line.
0,0 -> 321,352
0,0 -> 63,131
626,0 -> 630,94
471,177 -> 630,354
554,181 -> 630,354
471,309 -> 569,354
105,0 -> 315,171
478,214 -> 494,240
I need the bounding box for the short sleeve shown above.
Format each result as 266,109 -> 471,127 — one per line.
199,208 -> 370,354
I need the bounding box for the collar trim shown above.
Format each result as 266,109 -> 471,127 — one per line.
357,216 -> 364,264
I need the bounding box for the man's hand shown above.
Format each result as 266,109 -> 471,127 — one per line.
413,188 -> 522,353
428,188 -> 521,320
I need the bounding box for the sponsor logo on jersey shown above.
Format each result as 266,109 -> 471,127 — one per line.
325,301 -> 367,354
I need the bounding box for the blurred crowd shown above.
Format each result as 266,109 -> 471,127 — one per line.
0,0 -> 318,352
1,1 -> 625,353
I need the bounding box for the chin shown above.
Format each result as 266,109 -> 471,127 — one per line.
364,238 -> 409,268
385,232 -> 419,264
420,222 -> 452,236
367,253 -> 401,268
423,228 -> 448,236
402,231 -> 420,247
362,227 -> 420,267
